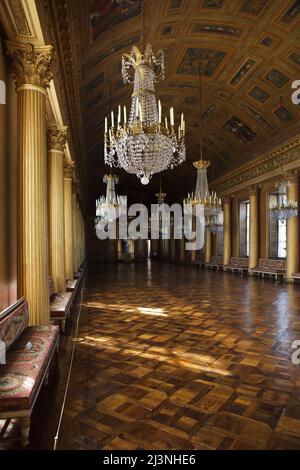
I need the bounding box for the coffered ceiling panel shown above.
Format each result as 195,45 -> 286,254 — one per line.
66,0 -> 300,207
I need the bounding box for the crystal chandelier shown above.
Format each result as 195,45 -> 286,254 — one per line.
104,1 -> 185,185
183,65 -> 222,224
270,176 -> 298,222
206,211 -> 224,233
184,160 -> 222,218
95,174 -> 127,225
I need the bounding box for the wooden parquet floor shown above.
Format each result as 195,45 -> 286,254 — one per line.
57,261 -> 300,450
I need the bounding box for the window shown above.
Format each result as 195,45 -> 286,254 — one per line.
239,201 -> 250,257
269,194 -> 287,259
217,230 -> 223,256
277,220 -> 287,258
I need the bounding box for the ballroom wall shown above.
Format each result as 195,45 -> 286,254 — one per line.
0,30 -> 18,312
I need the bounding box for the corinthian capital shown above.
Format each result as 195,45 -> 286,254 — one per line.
47,125 -> 68,152
6,41 -> 53,90
64,160 -> 75,179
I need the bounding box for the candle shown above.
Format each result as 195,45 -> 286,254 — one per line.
111,111 -> 114,128
123,105 -> 127,124
178,125 -> 181,139
118,105 -> 121,124
170,107 -> 174,126
182,119 -> 185,134
136,97 -> 139,118
181,113 -> 184,128
158,100 -> 162,123
139,103 -> 143,122
165,116 -> 168,130
105,117 -> 108,133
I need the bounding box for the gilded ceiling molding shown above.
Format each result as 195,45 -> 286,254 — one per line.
47,124 -> 68,152
6,41 -> 53,90
212,135 -> 300,195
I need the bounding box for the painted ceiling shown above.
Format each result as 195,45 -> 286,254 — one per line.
48,0 -> 300,207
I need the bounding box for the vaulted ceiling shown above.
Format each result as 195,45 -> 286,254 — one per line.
44,0 -> 300,208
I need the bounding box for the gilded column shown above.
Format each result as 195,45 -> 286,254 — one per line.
180,238 -> 185,262
205,227 -> 212,264
72,179 -> 78,273
223,195 -> 232,266
7,42 -> 53,325
249,185 -> 259,269
64,161 -> 74,280
47,125 -> 68,292
286,172 -> 299,281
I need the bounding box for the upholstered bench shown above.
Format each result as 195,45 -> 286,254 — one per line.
191,256 -> 205,268
224,257 -> 249,274
66,278 -> 79,293
250,259 -> 286,281
291,273 -> 300,283
205,255 -> 223,271
0,297 -> 59,446
49,278 -> 73,332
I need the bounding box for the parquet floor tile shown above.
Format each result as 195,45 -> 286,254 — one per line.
56,261 -> 300,450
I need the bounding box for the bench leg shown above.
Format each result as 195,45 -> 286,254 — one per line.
20,416 -> 30,447
44,369 -> 50,386
60,319 -> 66,333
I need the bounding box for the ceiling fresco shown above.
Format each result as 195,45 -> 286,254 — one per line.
46,0 -> 300,207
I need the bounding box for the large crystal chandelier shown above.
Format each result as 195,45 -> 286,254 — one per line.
95,174 -> 127,225
270,176 -> 298,222
104,1 -> 185,185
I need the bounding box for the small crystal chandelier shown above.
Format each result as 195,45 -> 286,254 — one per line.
150,178 -> 170,236
104,1 -> 186,185
206,211 -> 224,233
183,65 -> 222,224
270,97 -> 298,222
95,174 -> 127,225
270,176 -> 298,222
184,160 -> 222,219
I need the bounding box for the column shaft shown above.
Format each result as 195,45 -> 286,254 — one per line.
286,174 -> 299,281
205,227 -> 212,264
17,87 -> 50,324
64,175 -> 74,280
223,197 -> 232,266
249,187 -> 259,269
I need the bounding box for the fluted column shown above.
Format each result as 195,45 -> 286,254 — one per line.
47,125 -> 68,292
180,238 -> 185,262
286,172 -> 299,281
7,42 -> 53,325
205,227 -> 212,263
64,161 -> 74,280
72,181 -> 78,273
249,185 -> 259,269
223,196 -> 232,266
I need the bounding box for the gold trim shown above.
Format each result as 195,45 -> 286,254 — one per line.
193,160 -> 211,170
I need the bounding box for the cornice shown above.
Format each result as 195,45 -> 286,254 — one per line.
211,135 -> 300,195
36,0 -> 87,210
